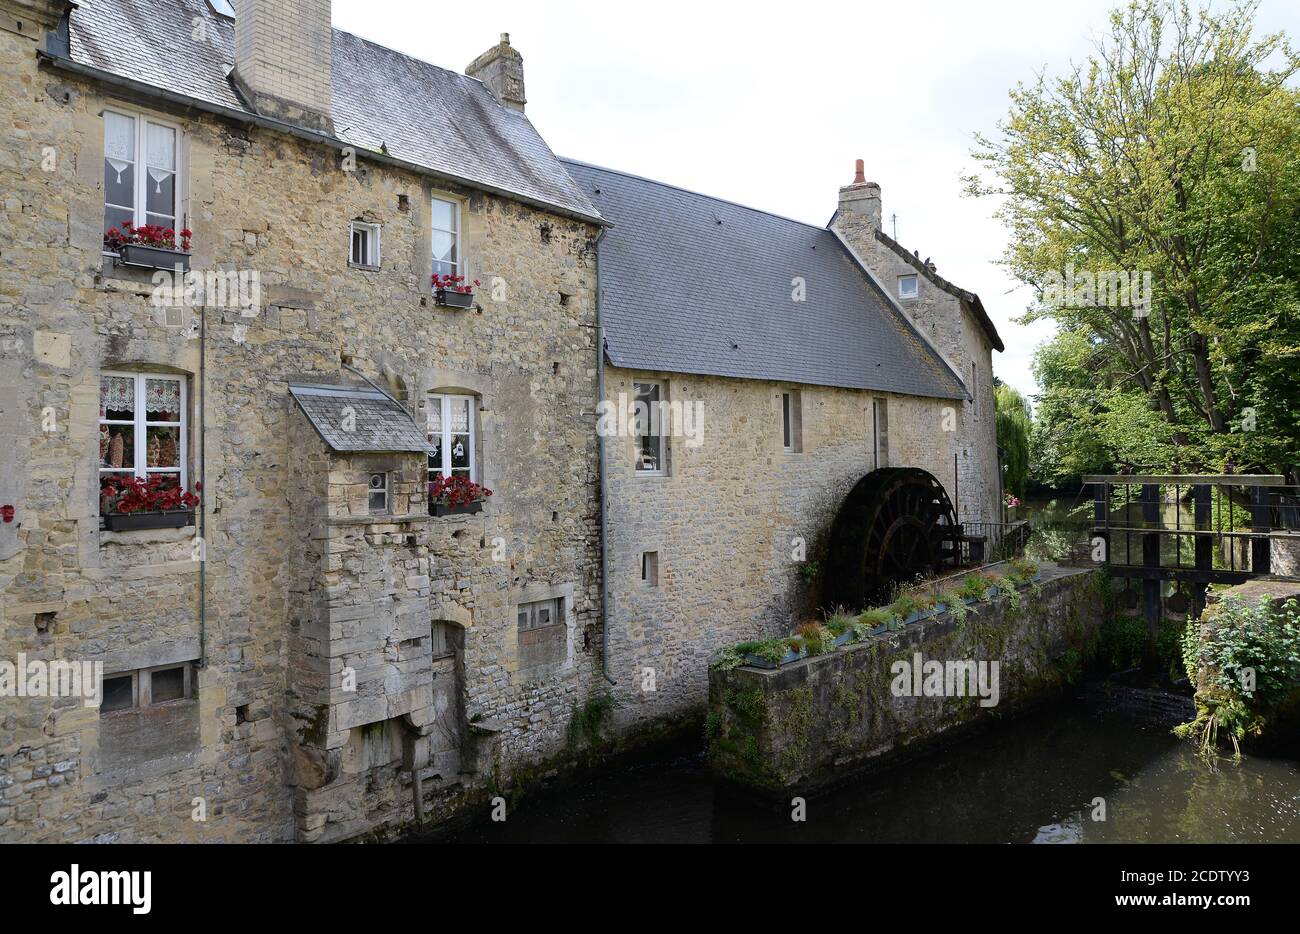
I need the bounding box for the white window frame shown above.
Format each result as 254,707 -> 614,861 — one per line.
633,380 -> 666,476
349,221 -> 381,268
98,371 -> 189,503
431,195 -> 461,282
427,393 -> 477,483
102,107 -> 184,254
898,274 -> 919,299
781,389 -> 802,453
641,551 -> 659,587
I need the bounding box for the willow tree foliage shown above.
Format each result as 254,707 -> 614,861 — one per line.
994,382 -> 1032,497
969,0 -> 1300,478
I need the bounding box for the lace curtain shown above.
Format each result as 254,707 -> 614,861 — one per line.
100,376 -> 182,418
145,378 -> 181,418
100,375 -> 134,415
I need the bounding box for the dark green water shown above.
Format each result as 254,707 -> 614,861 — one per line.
415,697 -> 1300,844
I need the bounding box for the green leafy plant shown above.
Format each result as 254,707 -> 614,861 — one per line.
942,590 -> 971,623
958,573 -> 989,602
794,622 -> 833,656
857,608 -> 894,629
824,607 -> 856,636
1176,596 -> 1300,756
888,593 -> 926,621
799,561 -> 819,586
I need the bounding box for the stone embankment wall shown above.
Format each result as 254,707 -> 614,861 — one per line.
707,565 -> 1108,795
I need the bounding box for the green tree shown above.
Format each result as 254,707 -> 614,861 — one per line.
969,0 -> 1300,477
995,382 -> 1032,497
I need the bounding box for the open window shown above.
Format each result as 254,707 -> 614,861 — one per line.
103,108 -> 182,251
349,221 -> 381,268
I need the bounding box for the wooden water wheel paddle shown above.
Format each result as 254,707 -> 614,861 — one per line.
824,467 -> 959,610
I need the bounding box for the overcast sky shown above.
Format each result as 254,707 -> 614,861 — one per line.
334,0 -> 1300,402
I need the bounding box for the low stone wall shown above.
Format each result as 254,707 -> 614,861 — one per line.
706,565 -> 1107,795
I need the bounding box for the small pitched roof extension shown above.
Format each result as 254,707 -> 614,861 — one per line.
289,383 -> 433,454
59,0 -> 601,224
874,230 -> 1005,353
561,159 -> 966,400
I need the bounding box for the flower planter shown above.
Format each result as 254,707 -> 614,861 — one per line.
102,510 -> 194,531
868,624 -> 889,637
435,289 -> 474,309
117,243 -> 191,272
834,630 -> 856,647
431,500 -> 484,517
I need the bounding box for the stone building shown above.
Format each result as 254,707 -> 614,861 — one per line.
0,0 -> 1001,842
564,159 -> 1003,724
0,0 -> 606,843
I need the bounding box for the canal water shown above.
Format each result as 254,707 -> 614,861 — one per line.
414,694 -> 1300,844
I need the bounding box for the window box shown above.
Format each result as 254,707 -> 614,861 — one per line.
431,500 -> 483,517
102,510 -> 194,532
434,287 -> 474,309
117,243 -> 191,272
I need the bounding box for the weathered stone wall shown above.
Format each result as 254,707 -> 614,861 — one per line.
602,367 -> 971,728
706,566 -> 1106,794
0,25 -> 603,841
833,212 -> 999,525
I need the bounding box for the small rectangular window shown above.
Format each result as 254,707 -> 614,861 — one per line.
633,381 -> 664,474
898,274 -> 918,299
970,362 -> 978,415
368,472 -> 388,514
350,221 -> 380,267
872,398 -> 889,470
101,673 -> 136,712
149,665 -> 186,703
641,551 -> 659,587
100,662 -> 193,714
781,390 -> 802,453
431,195 -> 460,279
518,597 -> 563,631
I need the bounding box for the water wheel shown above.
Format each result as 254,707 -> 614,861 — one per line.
824,467 -> 959,610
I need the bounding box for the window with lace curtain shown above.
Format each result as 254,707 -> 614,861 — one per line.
103,108 -> 182,249
99,372 -> 187,507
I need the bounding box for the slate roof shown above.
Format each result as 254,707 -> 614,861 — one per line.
561,160 -> 967,399
61,0 -> 601,223
288,383 -> 433,454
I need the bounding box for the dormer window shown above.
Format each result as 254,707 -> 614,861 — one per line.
898,274 -> 918,299
349,221 -> 380,268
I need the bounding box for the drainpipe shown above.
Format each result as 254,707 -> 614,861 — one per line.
594,226 -> 615,685
198,302 -> 207,669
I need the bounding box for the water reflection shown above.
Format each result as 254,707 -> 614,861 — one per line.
412,699 -> 1300,844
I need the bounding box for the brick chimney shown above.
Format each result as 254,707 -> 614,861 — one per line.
234,0 -> 334,133
466,33 -> 526,111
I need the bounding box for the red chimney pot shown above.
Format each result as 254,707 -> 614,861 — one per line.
853,159 -> 866,185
